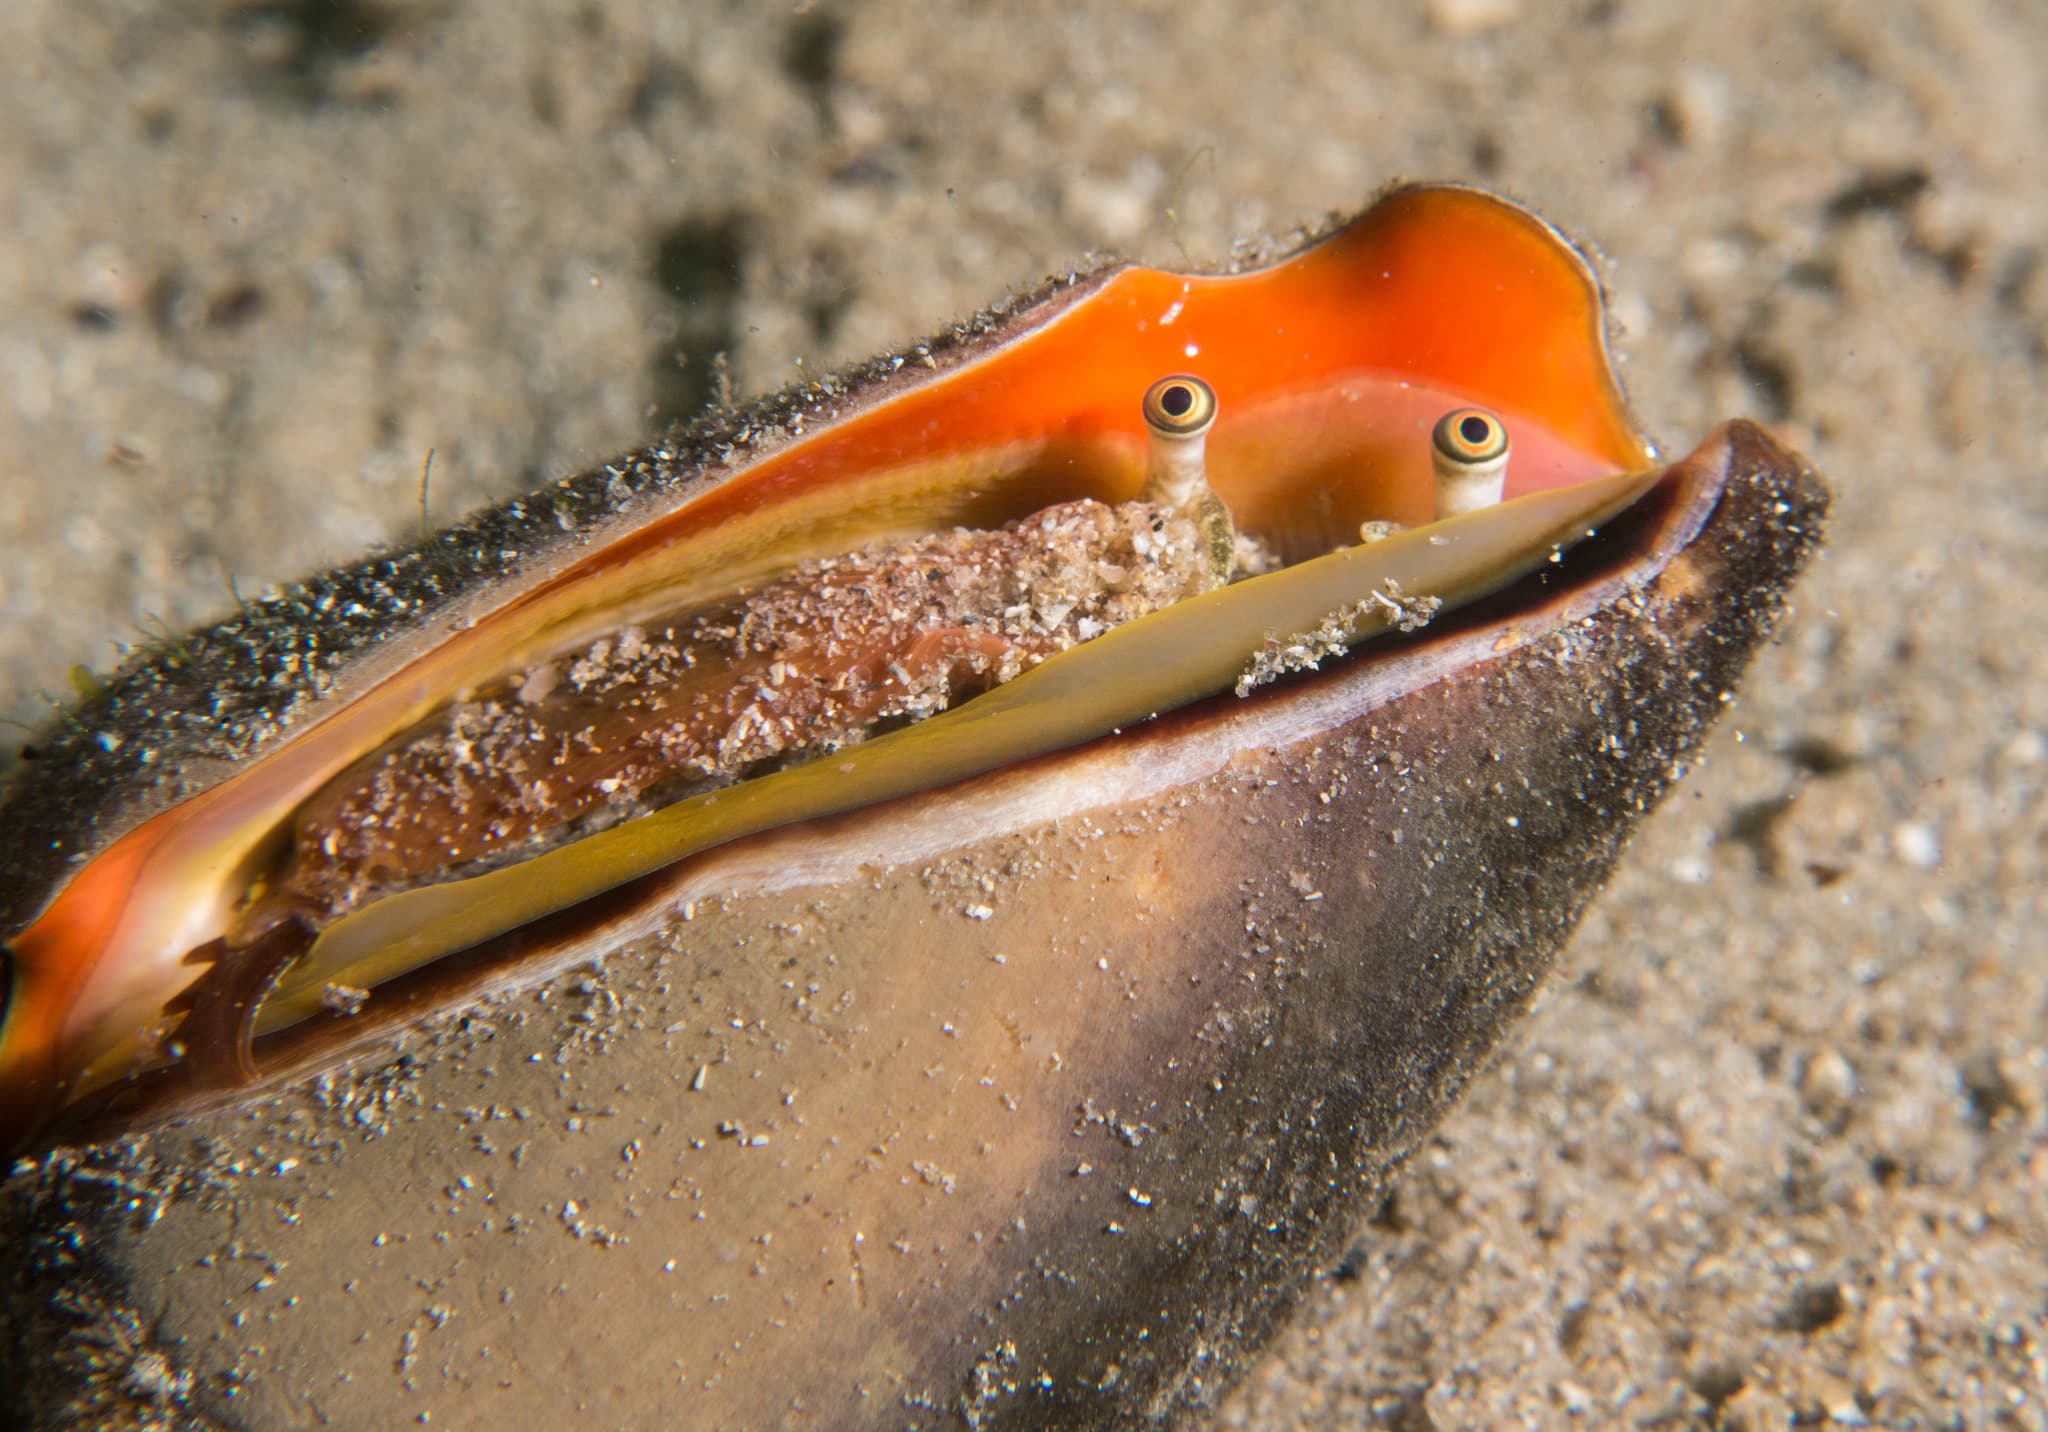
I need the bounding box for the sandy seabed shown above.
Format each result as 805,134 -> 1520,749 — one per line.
2,3 -> 2043,1428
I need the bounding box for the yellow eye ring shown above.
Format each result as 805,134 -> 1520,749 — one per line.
1142,375 -> 1218,437
1431,407 -> 1510,466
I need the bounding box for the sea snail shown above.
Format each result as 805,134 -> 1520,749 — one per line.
0,205 -> 1654,1149
0,184 -> 1826,1432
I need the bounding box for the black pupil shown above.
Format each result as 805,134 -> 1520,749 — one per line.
1161,384 -> 1195,418
1458,413 -> 1493,446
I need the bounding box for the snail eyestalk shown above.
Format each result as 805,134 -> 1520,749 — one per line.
1141,374 -> 1235,584
1141,375 -> 1218,510
1432,407 -> 1511,518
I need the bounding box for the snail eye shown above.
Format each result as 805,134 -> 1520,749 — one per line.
1431,407 -> 1510,466
1142,375 -> 1219,437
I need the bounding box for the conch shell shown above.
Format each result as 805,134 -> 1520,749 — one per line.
0,184 -> 1826,1430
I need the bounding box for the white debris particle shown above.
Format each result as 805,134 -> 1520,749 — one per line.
1236,581 -> 1441,696
319,982 -> 371,1016
1668,853 -> 1712,885
911,1160 -> 958,1194
2003,728 -> 2044,765
963,903 -> 994,921
1286,869 -> 1323,900
1891,821 -> 1941,869
1427,0 -> 1522,35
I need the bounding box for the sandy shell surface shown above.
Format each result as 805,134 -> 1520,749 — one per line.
1,2 -> 2043,1427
